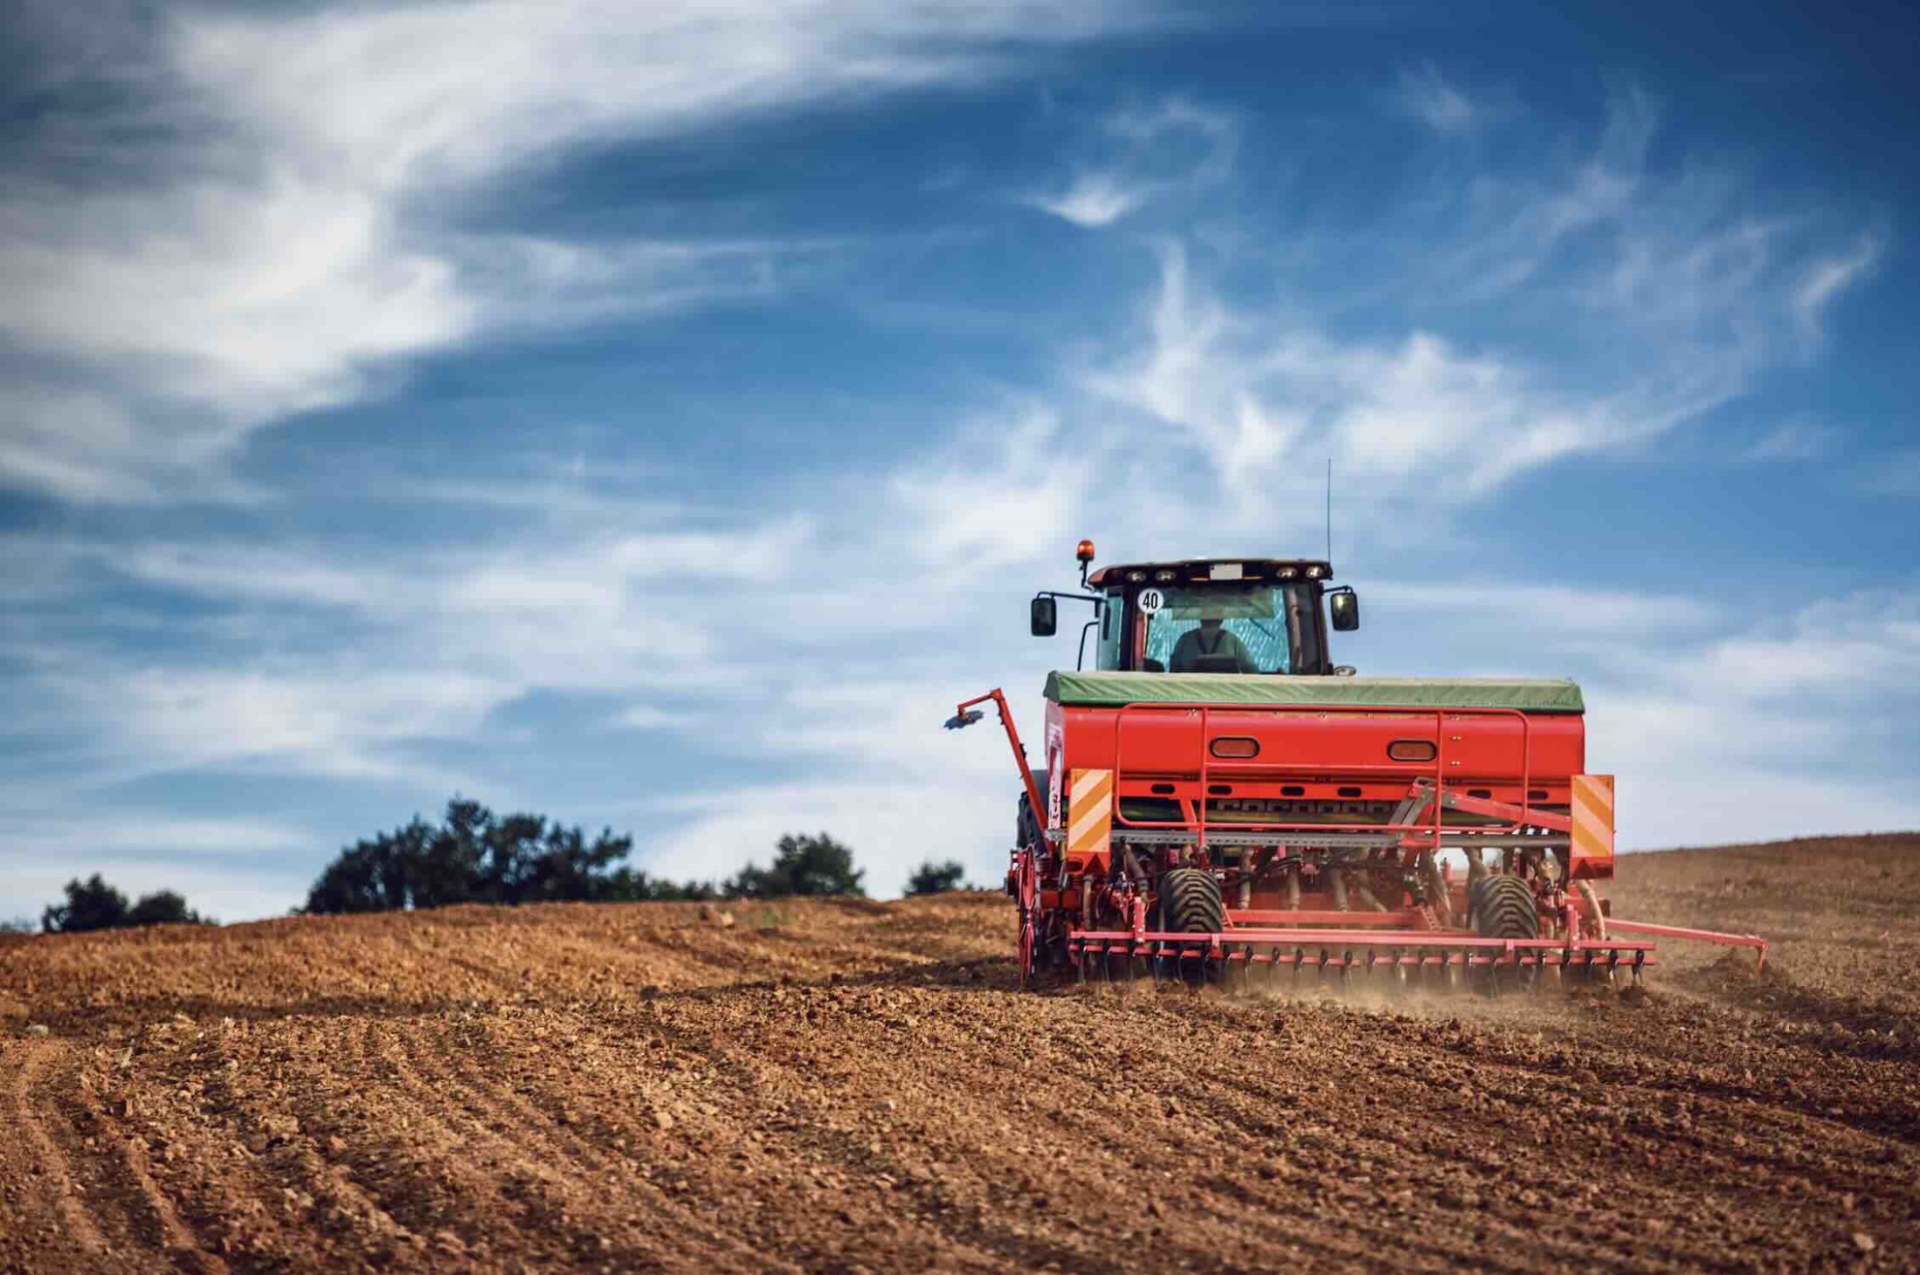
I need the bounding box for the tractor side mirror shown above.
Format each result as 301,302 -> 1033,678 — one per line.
1329,589 -> 1360,632
1030,596 -> 1058,637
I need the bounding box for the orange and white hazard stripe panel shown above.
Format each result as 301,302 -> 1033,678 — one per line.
1569,773 -> 1615,879
1066,768 -> 1114,869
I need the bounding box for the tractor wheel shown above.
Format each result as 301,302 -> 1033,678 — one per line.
1016,792 -> 1042,852
1472,874 -> 1540,992
1157,868 -> 1225,985
1473,874 -> 1540,940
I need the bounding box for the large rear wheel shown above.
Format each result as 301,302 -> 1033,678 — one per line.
1157,868 -> 1225,985
1471,874 -> 1539,991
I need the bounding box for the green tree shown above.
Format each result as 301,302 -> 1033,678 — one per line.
600,868 -> 721,903
126,890 -> 207,927
41,876 -> 211,933
904,859 -> 969,896
42,874 -> 128,933
303,797 -> 670,914
725,832 -> 866,899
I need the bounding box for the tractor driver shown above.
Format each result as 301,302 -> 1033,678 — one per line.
1168,605 -> 1258,674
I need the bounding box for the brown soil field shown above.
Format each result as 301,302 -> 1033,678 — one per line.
3,833 -> 1917,1274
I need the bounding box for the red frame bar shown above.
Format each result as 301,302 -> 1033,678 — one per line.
1606,918 -> 1769,972
1230,909 -> 1432,928
1108,702 -> 1536,852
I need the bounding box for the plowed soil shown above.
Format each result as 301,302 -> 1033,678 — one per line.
4,833 -> 1917,1274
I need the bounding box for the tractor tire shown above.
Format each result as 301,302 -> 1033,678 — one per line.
1471,874 -> 1540,992
1016,792 -> 1042,853
1472,874 -> 1540,939
1157,868 -> 1225,985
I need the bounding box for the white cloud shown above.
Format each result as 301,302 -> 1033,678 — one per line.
640,778 -> 1010,898
1793,233 -> 1882,351
1025,95 -> 1235,228
1741,419 -> 1838,462
613,705 -> 694,731
1085,244 -> 1709,516
0,0 -> 1167,504
89,665 -> 513,783
890,406 -> 1083,569
0,815 -> 310,858
1029,172 -> 1156,227
1397,63 -> 1483,133
1371,581 -> 1721,636
0,813 -> 320,923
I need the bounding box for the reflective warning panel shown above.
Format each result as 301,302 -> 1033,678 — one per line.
1569,774 -> 1615,880
1066,768 -> 1113,870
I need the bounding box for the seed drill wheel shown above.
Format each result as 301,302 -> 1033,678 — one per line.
1471,874 -> 1540,993
1157,868 -> 1225,986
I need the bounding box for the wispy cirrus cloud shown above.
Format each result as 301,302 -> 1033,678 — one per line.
1793,232 -> 1883,352
1029,172 -> 1157,228
1076,88 -> 1883,523
1395,63 -> 1487,133
1742,419 -> 1838,461
1024,95 -> 1235,228
0,0 -> 1170,505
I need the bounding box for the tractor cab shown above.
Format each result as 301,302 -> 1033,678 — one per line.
1029,541 -> 1359,676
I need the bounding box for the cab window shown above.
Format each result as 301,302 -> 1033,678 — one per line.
1141,584 -> 1306,674
1096,592 -> 1125,670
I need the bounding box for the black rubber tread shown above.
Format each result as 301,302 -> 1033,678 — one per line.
1465,873 -> 1491,924
1473,874 -> 1541,940
1160,868 -> 1226,934
1016,792 -> 1042,852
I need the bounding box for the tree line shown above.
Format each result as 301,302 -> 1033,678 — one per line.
34,875 -> 209,934
26,797 -> 975,934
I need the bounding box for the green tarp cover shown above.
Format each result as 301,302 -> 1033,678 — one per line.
1043,672 -> 1585,713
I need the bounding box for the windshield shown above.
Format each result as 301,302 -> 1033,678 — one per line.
1137,583 -> 1315,674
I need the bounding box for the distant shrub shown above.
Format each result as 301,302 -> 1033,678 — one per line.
904,859 -> 969,896
40,874 -> 211,934
305,798 -> 644,914
724,833 -> 866,900
301,797 -> 745,914
301,802 -> 868,914
126,890 -> 207,927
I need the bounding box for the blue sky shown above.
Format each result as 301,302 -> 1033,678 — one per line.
2,1 -> 1916,921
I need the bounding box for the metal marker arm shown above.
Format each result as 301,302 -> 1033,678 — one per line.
951,688 -> 1048,846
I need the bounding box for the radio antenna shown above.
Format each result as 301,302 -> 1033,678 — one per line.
1325,457 -> 1332,567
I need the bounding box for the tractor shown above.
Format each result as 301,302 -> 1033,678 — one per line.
948,540 -> 1767,991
